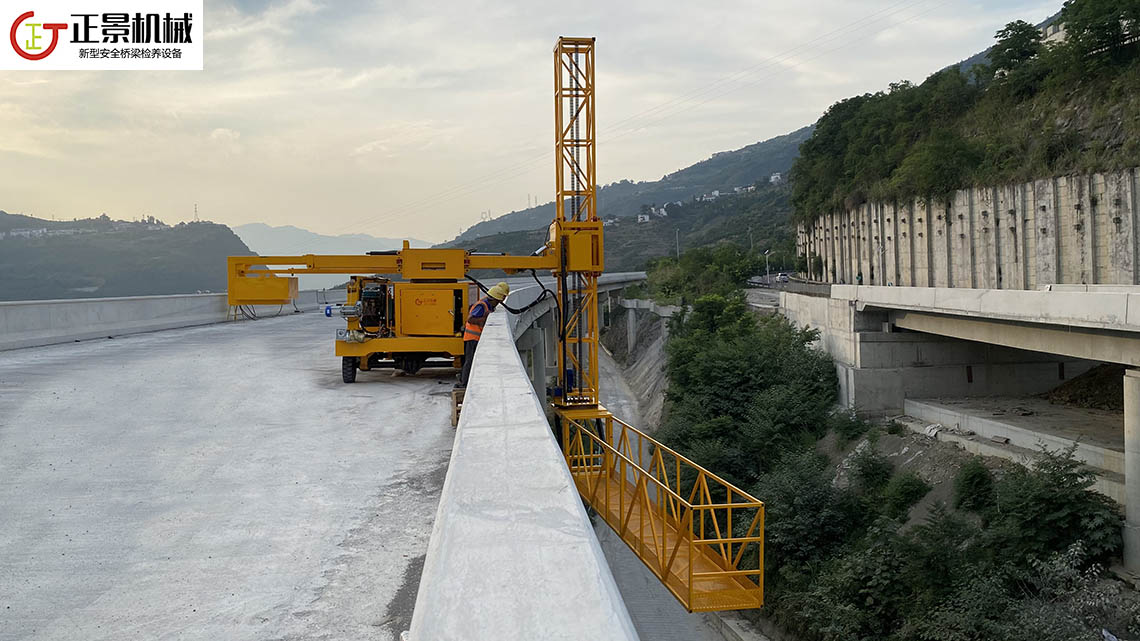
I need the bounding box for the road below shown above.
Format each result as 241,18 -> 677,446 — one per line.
0,312 -> 455,641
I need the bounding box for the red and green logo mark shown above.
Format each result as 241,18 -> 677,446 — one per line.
10,11 -> 67,60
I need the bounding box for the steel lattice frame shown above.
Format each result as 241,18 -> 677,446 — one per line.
553,37 -> 600,408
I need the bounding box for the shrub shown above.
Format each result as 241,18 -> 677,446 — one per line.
749,451 -> 864,570
831,409 -> 869,444
954,457 -> 996,511
884,472 -> 931,519
850,448 -> 893,495
986,445 -> 1122,563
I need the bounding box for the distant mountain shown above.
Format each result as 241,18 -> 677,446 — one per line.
233,223 -> 430,289
446,125 -> 813,245
0,211 -> 251,301
453,183 -> 797,273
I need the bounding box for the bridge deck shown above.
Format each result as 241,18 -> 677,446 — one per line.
0,313 -> 455,641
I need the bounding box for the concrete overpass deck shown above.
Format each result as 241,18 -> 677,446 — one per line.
781,282 -> 1140,575
0,313 -> 456,641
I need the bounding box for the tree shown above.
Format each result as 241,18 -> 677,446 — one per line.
1062,0 -> 1140,63
992,21 -> 1045,73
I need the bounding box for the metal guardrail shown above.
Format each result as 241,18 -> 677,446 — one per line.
560,410 -> 764,613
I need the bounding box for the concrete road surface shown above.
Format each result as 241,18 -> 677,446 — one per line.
0,313 -> 456,641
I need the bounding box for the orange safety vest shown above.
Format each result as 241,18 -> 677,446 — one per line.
463,299 -> 492,342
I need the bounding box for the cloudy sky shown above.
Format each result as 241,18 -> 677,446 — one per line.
1,0 -> 1059,243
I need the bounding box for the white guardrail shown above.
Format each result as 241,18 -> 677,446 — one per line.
0,289 -> 344,352
407,312 -> 640,641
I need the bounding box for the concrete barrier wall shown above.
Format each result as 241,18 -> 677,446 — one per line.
799,168 -> 1140,288
408,313 -> 638,641
0,289 -> 346,352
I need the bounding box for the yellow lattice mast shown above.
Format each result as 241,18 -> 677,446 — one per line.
551,37 -> 603,409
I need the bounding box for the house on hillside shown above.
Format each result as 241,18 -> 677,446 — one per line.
637,214 -> 650,223
9,228 -> 47,238
770,172 -> 783,184
1042,21 -> 1067,44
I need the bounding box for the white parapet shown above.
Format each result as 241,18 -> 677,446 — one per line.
407,312 -> 639,641
0,289 -> 344,352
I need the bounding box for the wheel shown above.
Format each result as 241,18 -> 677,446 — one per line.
342,356 -> 359,383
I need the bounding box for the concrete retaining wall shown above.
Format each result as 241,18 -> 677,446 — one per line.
407,313 -> 638,641
799,168 -> 1140,288
0,289 -> 345,352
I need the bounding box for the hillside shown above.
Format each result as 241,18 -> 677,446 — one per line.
233,223 -> 429,289
951,11 -> 1062,74
0,211 -> 251,301
448,125 -> 812,244
792,1 -> 1140,223
451,184 -> 797,273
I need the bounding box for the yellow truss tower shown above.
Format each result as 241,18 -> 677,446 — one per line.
551,36 -> 603,409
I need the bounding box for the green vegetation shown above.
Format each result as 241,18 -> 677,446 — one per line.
644,248 -> 1130,640
953,457 -> 996,511
791,0 -> 1140,222
0,212 -> 251,300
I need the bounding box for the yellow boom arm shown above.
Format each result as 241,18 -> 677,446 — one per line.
226,241 -> 575,307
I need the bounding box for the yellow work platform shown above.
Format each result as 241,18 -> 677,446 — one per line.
557,408 -> 764,613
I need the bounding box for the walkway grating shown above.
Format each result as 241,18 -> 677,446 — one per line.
558,407 -> 764,612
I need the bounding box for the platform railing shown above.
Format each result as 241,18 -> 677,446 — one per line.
561,411 -> 764,612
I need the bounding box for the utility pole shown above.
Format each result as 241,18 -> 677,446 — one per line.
675,229 -> 680,259
764,249 -> 771,285
194,203 -> 199,222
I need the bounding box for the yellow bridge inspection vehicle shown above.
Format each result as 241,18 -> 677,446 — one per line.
225,37 -> 766,613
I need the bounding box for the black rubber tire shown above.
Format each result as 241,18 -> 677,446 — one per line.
342,357 -> 359,384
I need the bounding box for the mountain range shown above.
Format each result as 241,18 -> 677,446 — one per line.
447,125 -> 812,245
0,211 -> 251,301
233,223 -> 430,289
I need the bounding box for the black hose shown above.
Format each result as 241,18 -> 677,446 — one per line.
467,271 -> 557,316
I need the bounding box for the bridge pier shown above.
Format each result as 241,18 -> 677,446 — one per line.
516,318 -> 552,396
1126,369 -> 1140,574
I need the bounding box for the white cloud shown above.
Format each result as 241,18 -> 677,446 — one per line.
0,0 -> 1055,242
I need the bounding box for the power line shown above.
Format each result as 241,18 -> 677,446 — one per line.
272,0 -> 956,252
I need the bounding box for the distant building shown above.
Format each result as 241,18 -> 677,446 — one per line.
1042,22 -> 1067,44
770,172 -> 783,184
9,228 -> 47,238
637,214 -> 651,223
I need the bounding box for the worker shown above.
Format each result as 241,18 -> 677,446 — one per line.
458,281 -> 510,388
